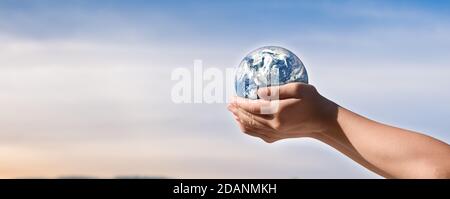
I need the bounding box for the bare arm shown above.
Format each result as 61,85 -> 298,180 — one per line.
228,83 -> 450,178
314,106 -> 450,178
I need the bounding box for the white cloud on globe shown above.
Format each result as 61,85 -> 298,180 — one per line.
235,46 -> 308,99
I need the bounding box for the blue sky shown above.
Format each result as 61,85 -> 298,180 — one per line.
0,0 -> 449,178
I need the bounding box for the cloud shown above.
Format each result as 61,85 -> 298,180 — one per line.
0,0 -> 449,179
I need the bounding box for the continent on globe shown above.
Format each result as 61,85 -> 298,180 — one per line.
235,46 -> 308,99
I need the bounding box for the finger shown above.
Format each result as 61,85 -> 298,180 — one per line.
231,113 -> 239,121
229,104 -> 268,129
258,83 -> 309,100
229,103 -> 279,143
227,104 -> 240,120
231,96 -> 270,114
231,109 -> 281,143
236,122 -> 277,143
235,107 -> 271,127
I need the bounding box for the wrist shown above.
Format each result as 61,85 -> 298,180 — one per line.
311,95 -> 341,139
320,96 -> 340,129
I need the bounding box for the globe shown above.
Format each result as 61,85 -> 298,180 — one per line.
235,46 -> 308,99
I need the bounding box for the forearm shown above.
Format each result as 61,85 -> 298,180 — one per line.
230,83 -> 450,178
316,106 -> 450,178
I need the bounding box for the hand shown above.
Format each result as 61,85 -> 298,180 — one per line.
228,83 -> 450,178
227,83 -> 338,143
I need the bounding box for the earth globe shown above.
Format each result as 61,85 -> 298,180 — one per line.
235,46 -> 308,99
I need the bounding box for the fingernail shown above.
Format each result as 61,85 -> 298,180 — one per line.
228,106 -> 236,113
257,87 -> 268,97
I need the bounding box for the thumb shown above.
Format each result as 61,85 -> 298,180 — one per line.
257,83 -> 307,100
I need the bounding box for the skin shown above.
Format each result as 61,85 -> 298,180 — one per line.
227,83 -> 450,178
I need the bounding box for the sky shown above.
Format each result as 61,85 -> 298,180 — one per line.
0,0 -> 449,178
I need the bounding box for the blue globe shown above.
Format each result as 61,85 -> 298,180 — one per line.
235,46 -> 308,99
